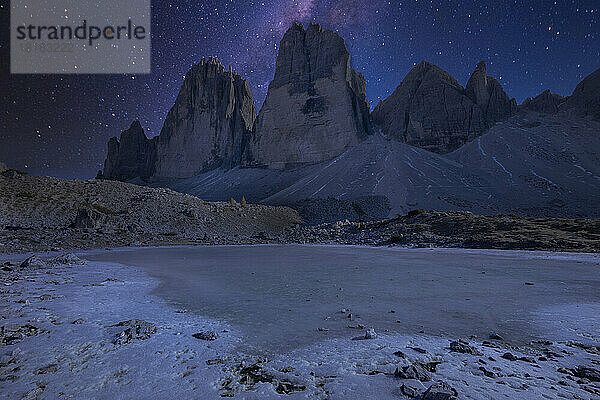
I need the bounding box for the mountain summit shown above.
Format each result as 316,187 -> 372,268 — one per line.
244,22 -> 373,169
372,61 -> 516,154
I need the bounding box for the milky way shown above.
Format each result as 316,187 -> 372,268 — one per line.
0,0 -> 598,177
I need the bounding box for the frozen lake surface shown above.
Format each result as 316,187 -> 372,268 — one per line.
87,245 -> 600,354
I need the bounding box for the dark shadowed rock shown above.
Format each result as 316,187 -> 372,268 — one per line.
245,23 -> 372,168
572,366 -> 600,382
373,60 -> 515,154
152,57 -> 256,179
372,61 -> 487,154
400,379 -> 426,397
564,68 -> 600,119
111,319 -> 157,345
19,255 -> 46,268
449,340 -> 481,355
394,363 -> 432,382
520,89 -> 566,113
192,330 -> 218,341
465,61 -> 517,125
421,381 -> 458,400
102,121 -> 153,181
0,324 -> 45,345
50,253 -> 87,266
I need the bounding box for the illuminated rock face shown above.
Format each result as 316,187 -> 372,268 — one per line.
151,57 -> 256,179
101,58 -> 256,181
244,23 -> 373,169
372,61 -> 516,154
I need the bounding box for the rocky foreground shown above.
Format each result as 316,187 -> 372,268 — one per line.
290,210 -> 600,253
1,250 -> 599,399
0,168 -> 301,253
1,169 -> 599,254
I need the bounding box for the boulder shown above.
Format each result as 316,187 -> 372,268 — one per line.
245,23 -> 372,168
394,363 -> 432,382
421,381 -> 458,400
111,319 -> 157,345
192,330 -> 218,341
100,58 -> 256,181
19,255 -> 46,269
50,253 -> 87,266
373,61 -> 516,154
449,340 -> 481,355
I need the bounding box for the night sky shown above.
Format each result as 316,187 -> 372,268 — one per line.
1,0 -> 598,178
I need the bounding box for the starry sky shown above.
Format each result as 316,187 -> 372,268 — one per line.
1,0 -> 598,178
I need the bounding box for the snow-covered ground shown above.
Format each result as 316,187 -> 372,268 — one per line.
1,245 -> 599,399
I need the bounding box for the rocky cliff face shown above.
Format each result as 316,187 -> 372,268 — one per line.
520,90 -> 565,114
151,57 -> 256,179
372,61 -> 516,154
100,58 -> 256,181
101,121 -> 154,181
244,23 -> 372,169
565,68 -> 600,119
465,61 -> 517,125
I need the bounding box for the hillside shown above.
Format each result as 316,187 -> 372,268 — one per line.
0,170 -> 301,253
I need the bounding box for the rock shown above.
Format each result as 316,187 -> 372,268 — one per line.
520,89 -> 565,114
50,253 -> 87,266
489,332 -> 504,340
394,363 -> 432,382
572,366 -> 600,382
19,255 -> 46,268
564,68 -> 600,119
465,61 -> 517,126
408,346 -> 428,354
372,61 -> 487,154
364,328 -> 377,339
101,121 -> 154,181
192,330 -> 218,341
21,386 -> 45,400
400,379 -> 426,397
421,381 -> 458,400
70,208 -> 110,229
479,366 -> 497,378
373,60 -> 515,154
1,169 -> 26,179
245,22 -> 372,169
0,324 -> 44,345
111,320 -> 157,345
35,363 -> 58,374
152,57 -> 256,179
501,352 -> 518,361
71,318 -> 85,324
449,340 -> 480,355
393,350 -> 407,358
101,58 -> 256,181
